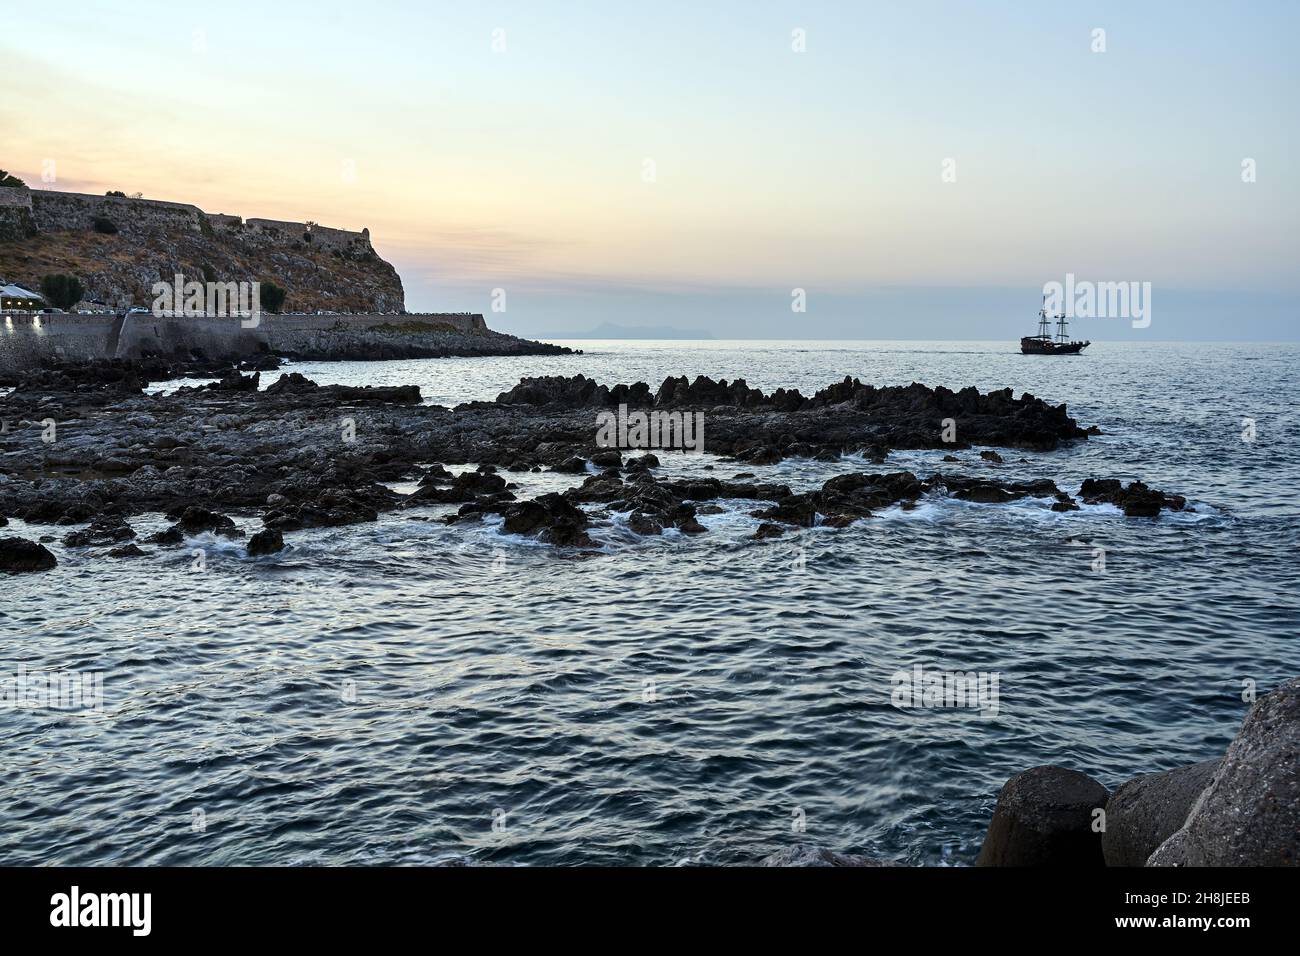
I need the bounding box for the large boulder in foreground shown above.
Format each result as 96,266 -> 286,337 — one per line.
759,846 -> 894,867
1102,759 -> 1220,867
976,766 -> 1109,866
0,537 -> 57,573
1147,679 -> 1300,866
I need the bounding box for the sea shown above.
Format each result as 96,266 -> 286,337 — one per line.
2,340 -> 1297,865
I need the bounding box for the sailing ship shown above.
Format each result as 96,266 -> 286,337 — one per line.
1021,297 -> 1089,354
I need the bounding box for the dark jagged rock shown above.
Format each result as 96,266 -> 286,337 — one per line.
979,450 -> 1004,463
264,486 -> 388,530
62,516 -> 136,548
501,493 -> 594,547
489,374 -> 1091,455
107,543 -> 146,558
0,368 -> 1190,560
247,528 -> 286,556
0,536 -> 57,573
9,359 -> 146,396
144,526 -> 185,546
260,372 -> 422,404
1078,478 -> 1186,517
753,522 -> 785,539
1102,759 -> 1220,867
166,506 -> 244,539
495,374 -> 651,408
200,370 -> 260,392
552,456 -> 589,474
408,470 -> 507,504
976,766 -> 1110,867
936,475 -> 1060,504
264,372 -> 318,393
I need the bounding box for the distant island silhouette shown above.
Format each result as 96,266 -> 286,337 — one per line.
539,322 -> 713,340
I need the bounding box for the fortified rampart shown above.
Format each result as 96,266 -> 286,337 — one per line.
0,312 -> 493,377
20,188 -> 376,255
30,190 -> 204,235
0,187 -> 37,241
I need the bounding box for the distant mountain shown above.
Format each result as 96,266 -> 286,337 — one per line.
538,321 -> 713,340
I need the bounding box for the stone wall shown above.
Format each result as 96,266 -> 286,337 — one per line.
0,187 -> 36,242
0,312 -> 490,376
242,219 -> 374,257
114,312 -> 488,360
0,312 -> 123,376
22,189 -> 374,254
30,191 -> 204,235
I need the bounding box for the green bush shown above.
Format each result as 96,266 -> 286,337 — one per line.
0,169 -> 26,188
105,190 -> 127,197
260,281 -> 287,314
40,274 -> 85,310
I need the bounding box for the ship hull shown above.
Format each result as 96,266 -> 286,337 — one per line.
1020,337 -> 1089,355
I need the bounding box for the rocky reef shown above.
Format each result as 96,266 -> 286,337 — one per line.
0,369 -> 1190,571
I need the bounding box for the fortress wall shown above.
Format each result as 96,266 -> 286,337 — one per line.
1,312 -> 491,375
0,188 -> 33,209
0,313 -> 123,374
30,190 -> 204,235
21,190 -> 373,256
0,187 -> 37,241
243,218 -> 373,256
115,312 -> 489,360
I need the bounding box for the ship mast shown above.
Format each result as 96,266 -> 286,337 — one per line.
1055,310 -> 1069,343
1038,295 -> 1051,339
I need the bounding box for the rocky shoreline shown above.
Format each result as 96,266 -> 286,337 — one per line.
0,367 -> 1192,568
2,361 -> 1287,868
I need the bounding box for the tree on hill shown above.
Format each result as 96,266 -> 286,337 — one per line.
260,281 -> 287,314
0,170 -> 26,188
40,274 -> 85,310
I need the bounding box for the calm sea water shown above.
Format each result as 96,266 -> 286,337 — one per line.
4,340 -> 1299,865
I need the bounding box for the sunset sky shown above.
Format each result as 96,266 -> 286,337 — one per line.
4,1 -> 1296,338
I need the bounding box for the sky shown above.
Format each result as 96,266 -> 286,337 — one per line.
3,0 -> 1297,339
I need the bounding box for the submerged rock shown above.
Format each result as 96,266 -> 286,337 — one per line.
759,846 -> 895,867
976,766 -> 1109,866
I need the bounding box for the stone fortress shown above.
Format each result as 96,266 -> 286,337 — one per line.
0,186 -> 569,376
0,185 -> 380,261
